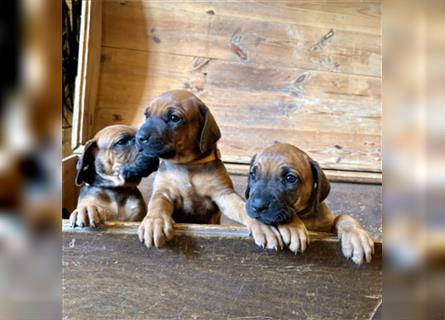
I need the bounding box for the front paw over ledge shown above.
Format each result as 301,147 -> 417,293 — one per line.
69,204 -> 107,228
138,213 -> 175,249
245,218 -> 284,251
338,226 -> 375,265
277,218 -> 309,254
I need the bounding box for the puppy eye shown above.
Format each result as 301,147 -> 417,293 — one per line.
249,167 -> 257,180
168,114 -> 181,123
285,174 -> 299,184
116,137 -> 129,145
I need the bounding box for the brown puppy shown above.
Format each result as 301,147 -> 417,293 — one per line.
245,143 -> 375,264
69,125 -> 158,227
136,90 -> 283,249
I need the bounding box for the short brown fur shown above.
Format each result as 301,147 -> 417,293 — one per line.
69,125 -> 147,227
248,143 -> 375,264
137,90 -> 284,249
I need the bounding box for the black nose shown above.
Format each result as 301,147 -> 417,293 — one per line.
250,198 -> 270,213
136,133 -> 149,145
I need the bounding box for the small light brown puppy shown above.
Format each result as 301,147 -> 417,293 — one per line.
69,125 -> 158,227
135,90 -> 283,249
245,143 -> 375,264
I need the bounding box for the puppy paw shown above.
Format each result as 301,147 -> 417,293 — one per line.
246,218 -> 283,251
278,217 -> 309,254
338,226 -> 375,265
138,213 -> 175,249
69,204 -> 106,228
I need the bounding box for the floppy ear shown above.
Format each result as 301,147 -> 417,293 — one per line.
245,154 -> 257,199
198,102 -> 221,153
309,159 -> 331,213
75,140 -> 97,186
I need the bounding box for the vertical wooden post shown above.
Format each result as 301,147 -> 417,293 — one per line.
71,0 -> 102,149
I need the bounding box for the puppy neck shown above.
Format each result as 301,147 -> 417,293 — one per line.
87,174 -> 139,191
88,182 -> 137,189
294,202 -> 316,219
183,148 -> 221,165
164,148 -> 221,166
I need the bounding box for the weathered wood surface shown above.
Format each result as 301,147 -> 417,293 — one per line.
62,220 -> 334,240
224,163 -> 382,184
103,1 -> 381,76
63,222 -> 382,320
72,0 -> 102,148
138,174 -> 382,241
94,47 -> 381,171
88,0 -> 382,172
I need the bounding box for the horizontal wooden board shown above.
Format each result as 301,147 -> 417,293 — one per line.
62,220 -> 333,241
96,48 -> 381,107
103,1 -> 381,77
94,48 -> 381,171
224,163 -> 382,184
133,1 -> 381,35
69,146 -> 382,183
63,222 -> 382,319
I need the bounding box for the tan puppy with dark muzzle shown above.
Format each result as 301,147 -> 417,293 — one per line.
245,143 -> 375,265
135,90 -> 283,249
69,125 -> 159,228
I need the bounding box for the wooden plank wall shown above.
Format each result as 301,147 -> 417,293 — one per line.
94,0 -> 381,172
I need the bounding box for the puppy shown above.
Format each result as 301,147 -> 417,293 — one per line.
245,143 -> 375,264
69,125 -> 159,227
135,90 -> 283,249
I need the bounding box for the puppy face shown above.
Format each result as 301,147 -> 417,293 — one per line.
245,143 -> 330,225
75,125 -> 156,187
136,90 -> 221,163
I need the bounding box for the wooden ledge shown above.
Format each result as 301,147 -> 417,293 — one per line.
62,220 -> 382,247
63,219 -> 382,319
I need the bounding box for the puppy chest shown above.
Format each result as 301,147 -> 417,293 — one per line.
174,188 -> 218,223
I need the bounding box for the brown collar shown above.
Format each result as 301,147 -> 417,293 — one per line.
184,149 -> 221,165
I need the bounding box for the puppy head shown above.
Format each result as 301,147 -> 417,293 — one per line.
75,125 -> 157,187
245,143 -> 330,225
136,90 -> 221,163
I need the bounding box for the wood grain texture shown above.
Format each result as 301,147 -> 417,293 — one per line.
94,47 -> 381,171
224,163 -> 382,184
63,220 -> 335,241
63,224 -> 382,319
139,1 -> 381,35
72,0 -> 102,148
76,0 -> 382,173
103,1 -> 381,76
